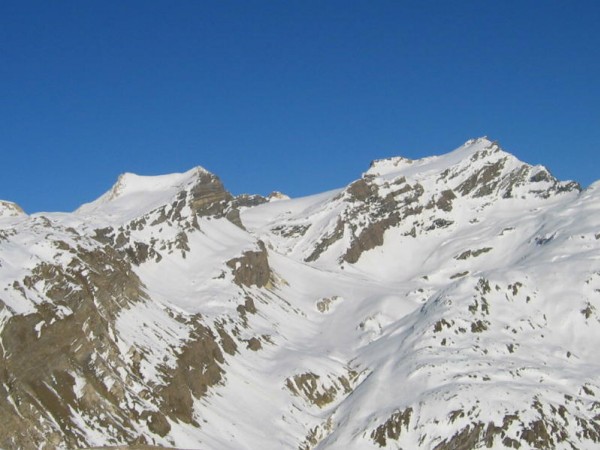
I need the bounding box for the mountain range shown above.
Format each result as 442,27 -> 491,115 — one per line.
1,138 -> 599,449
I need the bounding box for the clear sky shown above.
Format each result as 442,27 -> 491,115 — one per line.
1,1 -> 599,213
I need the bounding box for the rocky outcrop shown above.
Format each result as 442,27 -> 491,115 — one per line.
286,368 -> 360,409
370,408 -> 413,447
226,241 -> 271,287
188,170 -> 233,216
341,177 -> 424,263
156,321 -> 225,428
343,216 -> 400,263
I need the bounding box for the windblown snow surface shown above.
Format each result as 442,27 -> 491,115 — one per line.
1,138 -> 600,449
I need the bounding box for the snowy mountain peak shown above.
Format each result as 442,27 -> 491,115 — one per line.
75,166 -> 228,223
0,200 -> 25,218
364,137 -> 578,198
82,166 -> 212,205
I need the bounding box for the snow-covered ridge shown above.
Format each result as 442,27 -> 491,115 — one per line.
366,137 -> 578,202
368,137 -> 521,179
243,137 -> 581,268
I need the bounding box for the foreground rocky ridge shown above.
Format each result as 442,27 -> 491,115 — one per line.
0,138 -> 599,449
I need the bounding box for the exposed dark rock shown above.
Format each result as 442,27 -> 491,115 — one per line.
188,171 -> 233,216
286,373 -> 336,408
456,247 -> 493,260
306,175 -> 431,263
430,399 -> 600,449
0,228 -> 17,242
124,241 -> 158,265
347,179 -> 379,202
93,227 -> 115,245
582,303 -> 595,319
286,370 -> 359,409
246,337 -> 262,351
371,407 -> 413,447
503,164 -> 580,199
316,296 -> 341,313
457,159 -> 506,197
530,170 -> 551,183
226,241 -> 271,287
433,414 -> 522,450
157,321 -> 224,425
272,224 -> 311,238
535,234 -> 555,246
343,215 -> 400,264
436,189 -> 457,212
427,218 -> 454,231
433,319 -> 452,333
216,323 -> 238,355
232,193 -> 268,209
521,419 -> 553,448
471,320 -> 489,333
236,297 -> 258,328
225,208 -> 245,229
173,231 -> 190,255
433,423 -> 486,450
557,181 -> 581,193
450,271 -> 470,279
243,297 -> 257,314
300,417 -> 334,449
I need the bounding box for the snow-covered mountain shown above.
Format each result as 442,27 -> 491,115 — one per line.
1,138 -> 599,450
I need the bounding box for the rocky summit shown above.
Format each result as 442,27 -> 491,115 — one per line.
1,138 -> 599,450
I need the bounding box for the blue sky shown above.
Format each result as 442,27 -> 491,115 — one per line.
1,1 -> 599,213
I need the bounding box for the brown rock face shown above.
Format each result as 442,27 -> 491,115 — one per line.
286,369 -> 360,409
157,321 -> 225,426
339,177 -> 425,264
226,241 -> 271,287
343,216 -> 400,264
347,179 -> 379,202
436,189 -> 457,212
188,171 -> 233,216
371,408 -> 413,447
246,337 -> 262,351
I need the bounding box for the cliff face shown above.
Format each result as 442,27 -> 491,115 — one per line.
1,138 -> 599,449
